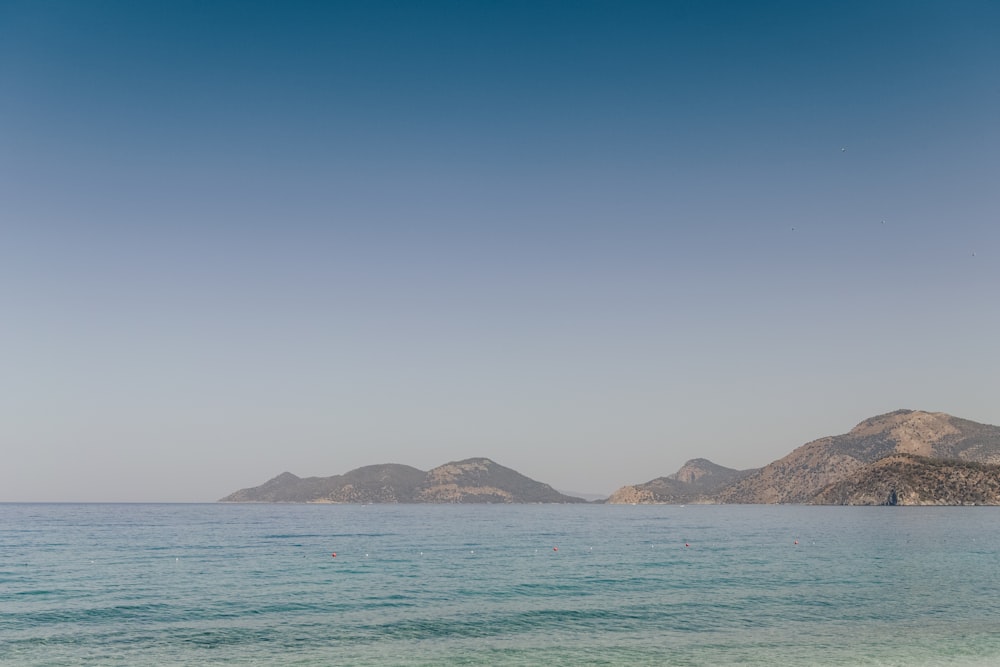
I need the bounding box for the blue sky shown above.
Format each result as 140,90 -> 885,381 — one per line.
2,1 -> 998,501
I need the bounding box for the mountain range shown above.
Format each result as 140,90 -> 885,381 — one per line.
221,410 -> 1000,505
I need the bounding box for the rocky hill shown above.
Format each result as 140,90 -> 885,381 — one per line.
220,458 -> 586,504
610,410 -> 1000,505
607,459 -> 756,504
811,454 -> 1000,505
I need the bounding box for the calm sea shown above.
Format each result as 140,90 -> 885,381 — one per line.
2,503 -> 999,666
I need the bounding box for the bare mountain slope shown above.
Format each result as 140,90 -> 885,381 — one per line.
812,454 -> 1000,505
606,410 -> 1000,505
717,410 -> 1000,504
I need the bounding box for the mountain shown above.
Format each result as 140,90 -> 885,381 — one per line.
220,458 -> 586,504
607,458 -> 756,504
717,410 -> 1000,504
609,410 -> 1000,506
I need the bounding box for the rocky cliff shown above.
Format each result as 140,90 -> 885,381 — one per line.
220,458 -> 586,504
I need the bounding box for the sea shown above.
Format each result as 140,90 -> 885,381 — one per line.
3,503 -> 1000,666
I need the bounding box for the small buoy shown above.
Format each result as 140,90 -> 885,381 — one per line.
685,543 -> 690,548
553,547 -> 558,551
331,553 -> 337,558
794,540 -> 798,545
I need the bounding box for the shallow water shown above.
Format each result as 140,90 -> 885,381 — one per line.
3,503 -> 999,665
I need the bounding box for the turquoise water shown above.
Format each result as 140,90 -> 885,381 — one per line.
3,503 -> 1000,666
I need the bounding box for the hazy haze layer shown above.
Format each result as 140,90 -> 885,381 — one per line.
2,0 -> 998,501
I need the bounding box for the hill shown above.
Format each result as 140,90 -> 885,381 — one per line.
811,453 -> 1000,505
607,459 -> 756,504
220,458 -> 586,504
610,410 -> 1000,505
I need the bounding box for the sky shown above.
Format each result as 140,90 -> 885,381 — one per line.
2,0 -> 998,502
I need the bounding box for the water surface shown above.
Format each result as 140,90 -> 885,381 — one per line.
3,503 -> 998,665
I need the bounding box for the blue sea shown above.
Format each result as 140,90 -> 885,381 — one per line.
3,503 -> 1000,666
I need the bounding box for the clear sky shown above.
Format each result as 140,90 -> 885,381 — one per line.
2,0 -> 998,502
